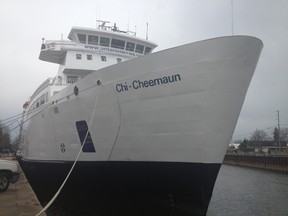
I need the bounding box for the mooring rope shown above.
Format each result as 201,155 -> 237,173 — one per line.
35,81 -> 102,216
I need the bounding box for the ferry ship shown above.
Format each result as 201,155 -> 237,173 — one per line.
18,21 -> 263,215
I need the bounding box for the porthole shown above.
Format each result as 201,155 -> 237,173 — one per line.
74,86 -> 79,96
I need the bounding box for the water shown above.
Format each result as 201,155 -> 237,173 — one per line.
46,165 -> 288,216
207,165 -> 288,216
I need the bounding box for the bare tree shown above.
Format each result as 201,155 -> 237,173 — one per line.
250,129 -> 268,151
273,127 -> 288,146
0,123 -> 11,154
280,128 -> 288,144
250,129 -> 268,142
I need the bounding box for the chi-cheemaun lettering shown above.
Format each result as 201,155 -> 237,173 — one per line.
115,74 -> 181,93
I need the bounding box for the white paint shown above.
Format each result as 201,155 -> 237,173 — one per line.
21,32 -> 263,164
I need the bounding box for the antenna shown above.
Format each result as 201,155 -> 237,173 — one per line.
96,0 -> 101,27
146,23 -> 149,40
231,0 -> 234,35
127,12 -> 130,32
95,2 -> 97,28
277,110 -> 281,146
96,20 -> 110,30
99,0 -> 101,22
135,26 -> 137,36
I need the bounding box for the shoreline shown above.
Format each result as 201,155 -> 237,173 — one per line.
223,154 -> 288,173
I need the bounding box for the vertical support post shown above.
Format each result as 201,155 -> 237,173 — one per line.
231,0 -> 234,35
277,110 -> 280,146
146,22 -> 149,40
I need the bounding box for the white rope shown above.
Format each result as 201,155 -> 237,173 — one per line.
35,83 -> 102,216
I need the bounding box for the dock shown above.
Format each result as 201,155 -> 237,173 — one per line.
0,158 -> 46,216
224,154 -> 288,173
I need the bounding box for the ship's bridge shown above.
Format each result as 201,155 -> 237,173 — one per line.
39,23 -> 158,65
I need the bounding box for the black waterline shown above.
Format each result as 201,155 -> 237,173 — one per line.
18,158 -> 221,216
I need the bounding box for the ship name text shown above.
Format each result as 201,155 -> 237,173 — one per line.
116,74 -> 181,93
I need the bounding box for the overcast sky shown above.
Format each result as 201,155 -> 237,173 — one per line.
0,0 -> 287,141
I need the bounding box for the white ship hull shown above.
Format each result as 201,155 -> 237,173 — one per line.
19,36 -> 263,215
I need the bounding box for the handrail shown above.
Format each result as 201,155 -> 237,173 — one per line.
30,78 -> 53,101
30,77 -> 69,102
42,40 -> 76,50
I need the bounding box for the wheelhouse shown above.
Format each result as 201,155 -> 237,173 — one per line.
68,26 -> 157,56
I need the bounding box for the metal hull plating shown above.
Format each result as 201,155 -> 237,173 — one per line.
19,159 -> 221,215
20,36 -> 263,215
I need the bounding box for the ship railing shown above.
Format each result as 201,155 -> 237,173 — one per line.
30,76 -> 70,102
41,40 -> 77,51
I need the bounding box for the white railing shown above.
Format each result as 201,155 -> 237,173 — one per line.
42,40 -> 76,51
30,76 -> 71,101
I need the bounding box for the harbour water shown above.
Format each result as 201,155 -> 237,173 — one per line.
45,164 -> 288,216
207,164 -> 288,216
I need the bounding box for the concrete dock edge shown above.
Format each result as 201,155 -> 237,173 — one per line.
0,158 -> 46,216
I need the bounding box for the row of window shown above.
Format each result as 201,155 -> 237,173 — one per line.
75,54 -> 122,63
67,76 -> 78,84
78,33 -> 152,54
29,92 -> 49,112
29,76 -> 79,112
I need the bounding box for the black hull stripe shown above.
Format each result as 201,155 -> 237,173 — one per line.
18,159 -> 221,216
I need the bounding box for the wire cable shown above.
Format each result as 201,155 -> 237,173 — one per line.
35,82 -> 102,216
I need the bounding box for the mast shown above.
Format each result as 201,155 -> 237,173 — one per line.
146,23 -> 149,40
231,0 -> 234,35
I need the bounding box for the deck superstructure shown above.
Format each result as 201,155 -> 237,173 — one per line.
27,21 -> 157,116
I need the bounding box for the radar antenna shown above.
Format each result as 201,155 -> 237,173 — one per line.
96,20 -> 111,30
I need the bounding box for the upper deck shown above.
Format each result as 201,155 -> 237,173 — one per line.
39,22 -> 158,64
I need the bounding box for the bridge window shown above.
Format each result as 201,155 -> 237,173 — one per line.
78,34 -> 87,44
40,94 -> 45,105
125,42 -> 135,51
144,47 -> 152,54
88,35 -> 98,45
100,37 -> 110,47
135,44 -> 144,54
111,39 -> 125,49
87,54 -> 92,60
101,56 -> 107,61
76,54 -> 82,60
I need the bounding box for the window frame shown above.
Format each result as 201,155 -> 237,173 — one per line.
88,35 -> 99,45
78,34 -> 87,44
101,56 -> 107,62
99,37 -> 110,47
135,44 -> 144,54
144,47 -> 152,54
87,54 -> 93,60
125,42 -> 135,51
76,54 -> 82,60
111,38 -> 125,49
67,76 -> 78,84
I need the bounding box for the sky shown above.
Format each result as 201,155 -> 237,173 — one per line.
0,0 -> 287,141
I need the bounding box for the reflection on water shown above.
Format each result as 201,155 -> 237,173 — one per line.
207,164 -> 288,216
